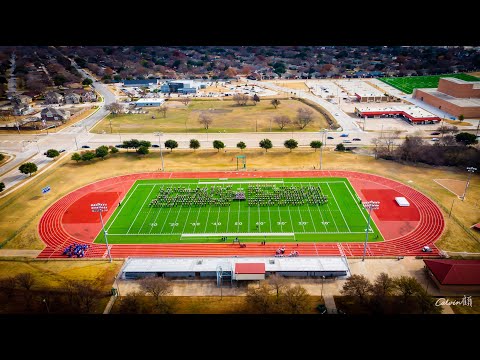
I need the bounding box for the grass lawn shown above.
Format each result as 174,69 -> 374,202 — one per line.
379,73 -> 479,94
0,148 -> 478,253
97,177 -> 382,244
450,297 -> 480,314
91,99 -> 329,134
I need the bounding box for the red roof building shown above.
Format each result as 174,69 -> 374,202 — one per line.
424,259 -> 480,292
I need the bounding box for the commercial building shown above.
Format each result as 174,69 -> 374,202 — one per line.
123,79 -> 159,87
413,78 -> 480,119
337,80 -> 389,102
160,80 -> 198,94
354,104 -> 441,124
135,98 -> 165,107
424,259 -> 480,292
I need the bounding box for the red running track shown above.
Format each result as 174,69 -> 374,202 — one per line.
37,170 -> 444,259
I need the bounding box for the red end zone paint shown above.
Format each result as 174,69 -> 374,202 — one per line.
62,192 -> 121,223
361,189 -> 420,221
38,170 -> 445,259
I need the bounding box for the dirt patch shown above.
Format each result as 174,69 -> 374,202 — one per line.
434,179 -> 467,197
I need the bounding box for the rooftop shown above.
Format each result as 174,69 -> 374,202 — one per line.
355,104 -> 439,119
336,79 -> 385,98
424,259 -> 480,285
417,88 -> 480,107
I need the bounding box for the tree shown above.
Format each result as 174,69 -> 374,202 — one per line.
437,125 -> 451,137
95,145 -> 109,159
82,78 -> 93,86
164,139 -> 178,152
0,277 -> 16,300
336,143 -> 345,152
416,288 -> 442,314
397,136 -> 424,163
245,282 -> 275,314
310,140 -> 323,152
105,102 -> 123,116
237,141 -> 246,151
181,97 -> 191,106
295,107 -> 314,129
81,151 -> 96,161
267,274 -> 288,301
46,149 -> 60,159
213,140 -> 225,152
139,277 -> 173,311
273,115 -> 291,130
53,74 -> 67,86
0,153 -> 4,161
158,105 -> 168,118
15,273 -> 34,291
19,162 -> 38,176
189,139 -> 200,151
119,291 -> 146,314
76,280 -> 102,313
448,125 -> 459,134
71,153 -> 81,162
137,145 -> 149,155
284,139 -> 298,152
271,99 -> 281,109
0,182 -> 4,192
198,112 -> 213,130
458,114 -> 464,121
394,276 -> 424,304
341,274 -> 372,304
455,132 -> 478,145
438,135 -> 457,146
139,140 -> 151,148
279,285 -> 311,314
233,93 -> 249,106
371,273 -> 395,298
253,94 -> 260,103
259,138 -> 273,152
109,146 -> 119,154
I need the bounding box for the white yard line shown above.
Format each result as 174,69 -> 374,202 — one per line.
203,206 -> 212,233
326,182 -> 351,232
126,185 -> 157,234
287,205 -> 296,233
107,183 -> 139,232
214,207 -> 221,233
158,205 -> 174,234
268,205 -> 272,232
320,183 -> 340,232
277,206 -> 284,232
343,180 -> 369,223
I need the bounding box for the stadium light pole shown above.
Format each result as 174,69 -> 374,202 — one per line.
91,203 -> 112,262
461,167 -> 477,201
319,129 -> 327,170
154,132 -> 164,172
362,201 -> 380,262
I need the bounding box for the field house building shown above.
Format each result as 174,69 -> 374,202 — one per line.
413,78 -> 480,119
354,104 -> 441,124
135,98 -> 165,107
424,259 -> 480,292
120,256 -> 350,284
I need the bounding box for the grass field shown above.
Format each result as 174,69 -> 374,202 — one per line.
379,73 -> 479,94
91,99 -> 329,134
95,177 -> 382,244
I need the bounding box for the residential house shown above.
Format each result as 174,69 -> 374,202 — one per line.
41,107 -> 70,122
12,104 -> 33,116
11,95 -> 32,106
45,92 -> 64,104
81,91 -> 97,102
65,93 -> 81,104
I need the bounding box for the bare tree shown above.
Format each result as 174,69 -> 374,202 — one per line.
438,134 -> 456,146
245,282 -> 275,314
105,102 -> 124,116
278,285 -> 311,314
15,273 -> 35,291
0,277 -> 17,300
158,105 -> 168,118
198,112 -> 213,130
371,273 -> 395,298
267,274 -> 288,301
273,115 -> 291,130
341,274 -> 372,304
181,97 -> 191,106
397,136 -> 424,163
118,291 -> 146,314
233,93 -> 249,106
76,281 -> 102,313
271,99 -> 280,109
295,108 -> 314,129
139,277 -> 172,309
437,125 -> 451,137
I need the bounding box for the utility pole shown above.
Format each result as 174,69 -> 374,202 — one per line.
362,201 -> 380,261
461,167 -> 477,201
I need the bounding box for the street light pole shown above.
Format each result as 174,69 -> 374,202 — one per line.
42,298 -> 50,313
321,275 -> 325,297
362,201 -> 380,262
319,129 -> 327,170
154,132 -> 164,172
461,167 -> 477,201
74,136 -> 78,150
91,203 -> 112,262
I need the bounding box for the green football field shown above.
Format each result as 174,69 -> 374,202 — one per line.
379,73 -> 479,94
95,177 -> 383,244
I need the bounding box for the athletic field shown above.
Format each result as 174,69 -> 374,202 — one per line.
95,177 -> 383,244
379,73 -> 479,94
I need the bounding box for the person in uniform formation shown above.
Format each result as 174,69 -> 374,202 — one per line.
247,184 -> 328,207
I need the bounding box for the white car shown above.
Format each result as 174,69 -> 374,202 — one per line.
431,138 -> 440,142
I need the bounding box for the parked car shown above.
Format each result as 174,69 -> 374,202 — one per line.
152,144 -> 160,148
343,140 -> 352,143
327,136 -> 334,140
352,138 -> 361,141
431,138 -> 440,142
59,149 -> 66,153
115,144 -> 124,148
81,145 -> 91,149
430,132 -> 441,135
340,134 -> 349,137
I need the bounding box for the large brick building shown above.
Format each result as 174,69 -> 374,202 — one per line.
413,77 -> 480,119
